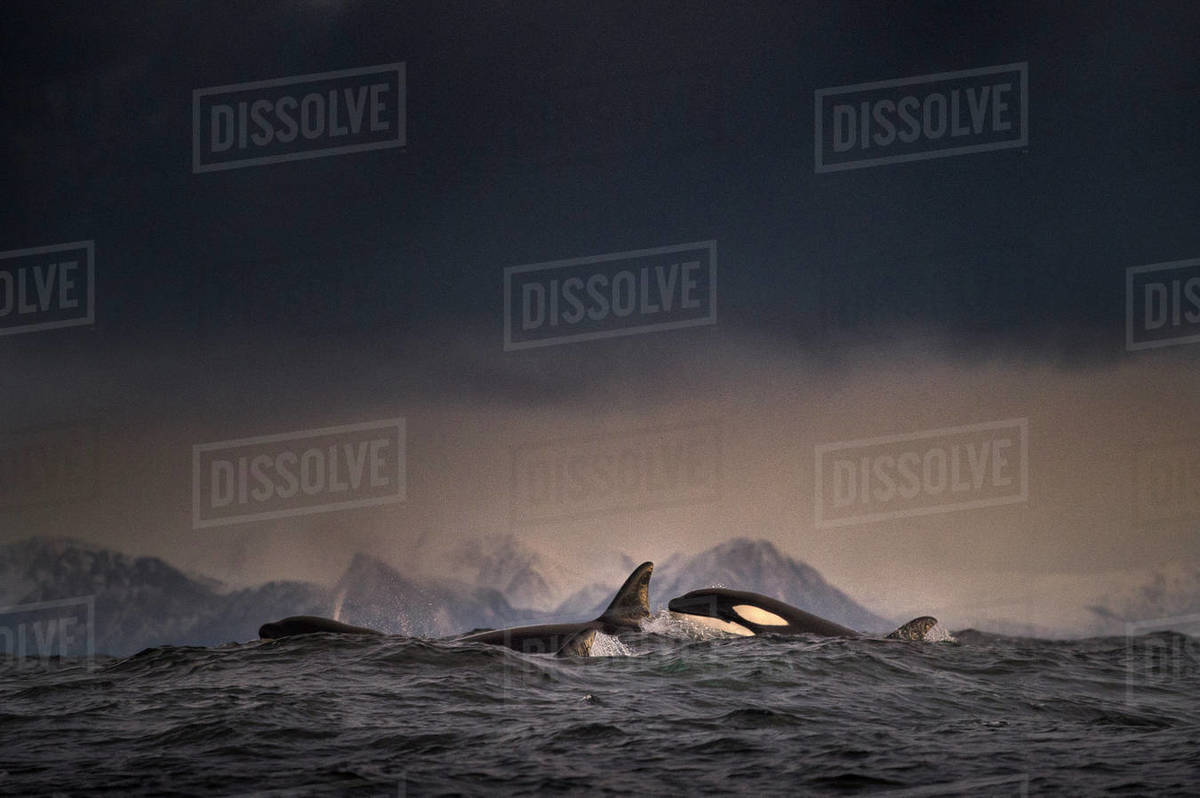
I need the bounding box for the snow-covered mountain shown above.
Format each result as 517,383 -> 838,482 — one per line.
0,537 -> 327,655
1085,558 -> 1200,635
333,552 -> 545,637
5,534 -> 1058,655
0,537 -> 571,653
554,582 -> 620,618
447,534 -> 564,611
443,534 -> 637,612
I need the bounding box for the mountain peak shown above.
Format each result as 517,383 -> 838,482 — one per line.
0,536 -> 326,654
706,537 -> 789,564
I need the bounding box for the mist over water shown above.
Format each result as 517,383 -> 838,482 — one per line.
6,341 -> 1199,636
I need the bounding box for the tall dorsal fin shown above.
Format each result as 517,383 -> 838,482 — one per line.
886,616 -> 939,641
597,561 -> 653,626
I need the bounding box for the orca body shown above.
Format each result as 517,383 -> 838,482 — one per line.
257,562 -> 653,657
668,587 -> 938,641
457,561 -> 653,656
258,615 -> 383,639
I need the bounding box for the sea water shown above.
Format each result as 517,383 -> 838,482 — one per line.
1,618 -> 1196,796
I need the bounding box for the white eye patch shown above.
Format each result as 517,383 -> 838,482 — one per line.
732,604 -> 789,626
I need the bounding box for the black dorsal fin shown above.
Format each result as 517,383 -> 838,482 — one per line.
886,616 -> 939,641
597,561 -> 653,626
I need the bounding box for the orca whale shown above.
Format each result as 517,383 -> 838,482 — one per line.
258,615 -> 383,639
257,562 -> 653,657
667,587 -> 939,641
457,561 -> 654,656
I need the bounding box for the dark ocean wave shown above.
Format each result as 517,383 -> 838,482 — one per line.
1,625 -> 1198,796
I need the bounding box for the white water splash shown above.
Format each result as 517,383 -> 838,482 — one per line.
589,632 -> 632,657
640,610 -> 745,640
330,589 -> 346,623
922,622 -> 957,643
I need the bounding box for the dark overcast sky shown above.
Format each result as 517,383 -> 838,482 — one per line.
3,0 -> 1196,362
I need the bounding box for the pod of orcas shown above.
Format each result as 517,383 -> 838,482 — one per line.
257,561 -> 940,656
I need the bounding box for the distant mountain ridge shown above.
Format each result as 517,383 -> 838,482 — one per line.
447,533 -> 565,611
1085,559 -> 1200,635
1,535 -> 919,654
0,537 -> 327,655
333,551 -> 545,636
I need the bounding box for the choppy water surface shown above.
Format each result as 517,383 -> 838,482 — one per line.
1,619 -> 1197,796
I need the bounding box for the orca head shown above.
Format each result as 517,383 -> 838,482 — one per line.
668,589 -> 793,636
258,622 -> 283,639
